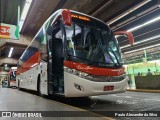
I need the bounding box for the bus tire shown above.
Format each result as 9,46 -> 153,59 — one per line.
37,74 -> 41,96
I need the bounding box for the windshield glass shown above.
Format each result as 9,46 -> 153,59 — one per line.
65,19 -> 122,67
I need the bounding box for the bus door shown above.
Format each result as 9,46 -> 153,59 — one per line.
48,21 -> 64,94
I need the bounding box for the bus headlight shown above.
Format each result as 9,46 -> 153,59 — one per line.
74,83 -> 84,92
83,73 -> 126,82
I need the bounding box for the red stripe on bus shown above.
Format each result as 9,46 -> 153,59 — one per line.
64,61 -> 74,68
17,51 -> 40,75
17,54 -> 125,76
64,60 -> 125,76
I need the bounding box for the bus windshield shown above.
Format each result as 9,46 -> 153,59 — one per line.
65,18 -> 122,68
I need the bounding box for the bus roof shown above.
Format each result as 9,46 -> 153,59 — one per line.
19,9 -> 110,62
43,9 -> 109,29
70,9 -> 108,26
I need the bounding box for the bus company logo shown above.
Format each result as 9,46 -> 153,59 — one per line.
118,69 -> 124,75
2,112 -> 11,117
77,65 -> 93,70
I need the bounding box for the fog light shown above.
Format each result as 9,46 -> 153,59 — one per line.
74,83 -> 84,92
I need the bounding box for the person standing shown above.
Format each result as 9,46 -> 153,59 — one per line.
146,69 -> 152,76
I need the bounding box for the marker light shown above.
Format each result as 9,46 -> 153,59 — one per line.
31,63 -> 38,68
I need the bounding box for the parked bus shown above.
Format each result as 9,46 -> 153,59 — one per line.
9,67 -> 17,88
16,9 -> 134,97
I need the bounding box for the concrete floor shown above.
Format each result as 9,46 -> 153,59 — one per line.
0,86 -> 160,120
48,91 -> 160,120
84,92 -> 160,111
0,86 -> 106,120
62,91 -> 160,120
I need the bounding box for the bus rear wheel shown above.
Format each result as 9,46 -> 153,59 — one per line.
37,75 -> 41,96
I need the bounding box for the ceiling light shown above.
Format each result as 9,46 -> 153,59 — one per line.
121,35 -> 160,49
124,43 -> 160,54
127,16 -> 160,32
107,0 -> 151,25
11,67 -> 17,69
8,47 -> 14,58
19,0 -> 32,32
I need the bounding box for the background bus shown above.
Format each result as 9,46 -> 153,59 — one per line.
16,9 -> 134,97
9,67 -> 17,88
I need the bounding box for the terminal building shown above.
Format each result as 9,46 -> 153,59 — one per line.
0,0 -> 160,119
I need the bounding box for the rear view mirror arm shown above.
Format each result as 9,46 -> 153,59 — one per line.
114,31 -> 134,45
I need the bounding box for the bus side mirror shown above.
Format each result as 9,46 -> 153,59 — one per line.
62,9 -> 72,26
114,31 -> 134,45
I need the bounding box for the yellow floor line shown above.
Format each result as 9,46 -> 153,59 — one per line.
127,89 -> 160,93
48,98 -> 115,120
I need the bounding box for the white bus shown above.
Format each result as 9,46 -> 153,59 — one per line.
9,67 -> 17,88
16,9 -> 134,97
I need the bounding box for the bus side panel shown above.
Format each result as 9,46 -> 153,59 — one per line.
17,62 -> 48,95
17,65 -> 40,91
40,62 -> 48,95
16,51 -> 41,91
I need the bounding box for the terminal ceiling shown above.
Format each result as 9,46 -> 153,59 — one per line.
0,0 -> 160,66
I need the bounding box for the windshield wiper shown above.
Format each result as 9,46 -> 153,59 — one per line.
91,61 -> 115,64
92,30 -> 118,66
97,39 -> 117,66
67,53 -> 90,61
108,45 -> 122,66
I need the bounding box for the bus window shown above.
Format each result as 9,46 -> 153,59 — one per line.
65,23 -> 94,61
48,21 -> 64,93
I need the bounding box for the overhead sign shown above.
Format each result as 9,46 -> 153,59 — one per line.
0,23 -> 19,39
71,14 -> 91,21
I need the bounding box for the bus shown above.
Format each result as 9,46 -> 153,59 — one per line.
9,67 -> 17,88
16,9 -> 134,97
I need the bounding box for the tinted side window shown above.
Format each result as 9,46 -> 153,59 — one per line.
21,47 -> 38,62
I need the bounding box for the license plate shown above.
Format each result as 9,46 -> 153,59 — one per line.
104,86 -> 114,91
